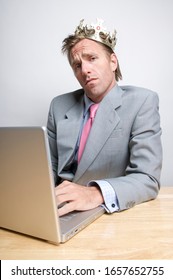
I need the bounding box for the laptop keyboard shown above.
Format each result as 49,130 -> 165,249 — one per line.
59,212 -> 77,222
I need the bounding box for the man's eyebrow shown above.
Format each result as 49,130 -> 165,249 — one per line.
83,52 -> 97,58
71,52 -> 97,65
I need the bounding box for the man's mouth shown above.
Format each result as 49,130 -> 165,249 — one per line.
85,78 -> 97,85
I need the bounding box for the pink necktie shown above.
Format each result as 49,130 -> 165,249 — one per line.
78,103 -> 99,162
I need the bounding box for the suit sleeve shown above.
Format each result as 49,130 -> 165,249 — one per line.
105,92 -> 162,210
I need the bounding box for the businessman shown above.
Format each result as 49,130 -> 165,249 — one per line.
47,19 -> 162,216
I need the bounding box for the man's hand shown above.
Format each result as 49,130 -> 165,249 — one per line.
55,180 -> 104,216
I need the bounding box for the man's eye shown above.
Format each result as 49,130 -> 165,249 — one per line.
75,64 -> 81,69
91,56 -> 96,61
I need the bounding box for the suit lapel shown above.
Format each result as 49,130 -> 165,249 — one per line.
57,96 -> 84,175
74,85 -> 123,182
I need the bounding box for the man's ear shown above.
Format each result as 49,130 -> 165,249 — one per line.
110,53 -> 118,72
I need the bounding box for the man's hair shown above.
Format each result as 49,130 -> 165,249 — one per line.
62,35 -> 122,82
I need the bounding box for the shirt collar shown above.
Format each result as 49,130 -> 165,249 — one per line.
83,94 -> 95,117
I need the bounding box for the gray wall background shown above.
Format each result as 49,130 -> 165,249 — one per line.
0,0 -> 173,186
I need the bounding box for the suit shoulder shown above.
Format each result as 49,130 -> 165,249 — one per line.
49,89 -> 84,114
120,85 -> 158,99
119,85 -> 159,113
48,89 -> 84,121
51,88 -> 84,104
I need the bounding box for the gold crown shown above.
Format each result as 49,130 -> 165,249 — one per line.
74,18 -> 117,50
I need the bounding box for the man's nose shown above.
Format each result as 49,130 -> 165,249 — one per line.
81,62 -> 91,76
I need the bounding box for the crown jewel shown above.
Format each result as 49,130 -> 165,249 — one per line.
75,18 -> 117,50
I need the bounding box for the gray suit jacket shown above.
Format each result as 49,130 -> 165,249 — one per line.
47,85 -> 162,211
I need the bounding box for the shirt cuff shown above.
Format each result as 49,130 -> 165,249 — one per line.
88,180 -> 119,213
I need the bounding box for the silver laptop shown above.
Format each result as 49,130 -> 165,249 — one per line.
0,126 -> 105,244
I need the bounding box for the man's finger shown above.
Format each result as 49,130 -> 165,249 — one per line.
58,201 -> 76,216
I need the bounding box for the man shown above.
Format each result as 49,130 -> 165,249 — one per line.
47,19 -> 162,216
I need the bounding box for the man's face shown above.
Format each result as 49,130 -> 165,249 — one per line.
70,39 -> 117,103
